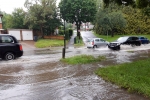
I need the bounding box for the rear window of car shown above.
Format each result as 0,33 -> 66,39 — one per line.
139,37 -> 145,39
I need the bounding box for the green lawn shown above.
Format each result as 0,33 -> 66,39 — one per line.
95,58 -> 150,98
35,39 -> 64,48
61,55 -> 106,65
94,33 -> 150,42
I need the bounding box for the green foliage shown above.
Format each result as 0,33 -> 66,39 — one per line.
122,6 -> 150,35
136,0 -> 149,9
95,3 -> 127,36
11,8 -> 28,29
95,58 -> 150,97
142,7 -> 150,17
59,0 -> 97,38
35,39 -> 64,48
1,8 -> 28,29
61,55 -> 106,65
24,0 -> 61,37
1,12 -> 13,29
102,0 -> 135,7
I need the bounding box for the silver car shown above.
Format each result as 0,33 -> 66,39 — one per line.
87,38 -> 109,48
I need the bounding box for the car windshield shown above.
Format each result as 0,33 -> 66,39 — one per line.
117,37 -> 128,42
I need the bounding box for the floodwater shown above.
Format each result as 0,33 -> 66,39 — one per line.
0,45 -> 150,100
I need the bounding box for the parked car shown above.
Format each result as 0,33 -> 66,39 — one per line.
87,38 -> 109,48
138,36 -> 149,44
0,34 -> 23,60
108,36 -> 141,50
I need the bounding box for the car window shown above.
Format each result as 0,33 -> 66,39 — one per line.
140,37 -> 144,39
1,36 -> 14,43
132,37 -> 138,40
100,39 -> 106,42
95,39 -> 99,42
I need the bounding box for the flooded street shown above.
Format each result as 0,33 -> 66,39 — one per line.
0,44 -> 150,100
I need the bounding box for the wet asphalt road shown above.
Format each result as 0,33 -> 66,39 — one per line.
1,46 -> 150,100
0,31 -> 150,100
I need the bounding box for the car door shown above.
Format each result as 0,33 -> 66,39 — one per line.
100,39 -> 107,46
126,37 -> 132,44
94,38 -> 100,47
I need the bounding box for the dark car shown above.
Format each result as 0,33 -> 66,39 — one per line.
138,36 -> 149,44
0,34 -> 23,60
108,36 -> 141,50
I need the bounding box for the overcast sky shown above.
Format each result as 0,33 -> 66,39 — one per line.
0,0 -> 60,14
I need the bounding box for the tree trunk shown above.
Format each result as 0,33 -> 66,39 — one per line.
111,30 -> 114,37
40,26 -> 44,38
76,22 -> 81,40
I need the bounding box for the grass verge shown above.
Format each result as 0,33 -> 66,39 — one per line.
35,39 -> 64,48
60,55 -> 106,65
95,58 -> 150,98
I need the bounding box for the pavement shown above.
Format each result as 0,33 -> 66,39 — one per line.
20,41 -> 36,50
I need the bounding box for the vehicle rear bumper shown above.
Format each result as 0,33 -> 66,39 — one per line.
15,51 -> 23,57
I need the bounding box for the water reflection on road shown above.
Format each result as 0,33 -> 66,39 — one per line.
0,45 -> 150,100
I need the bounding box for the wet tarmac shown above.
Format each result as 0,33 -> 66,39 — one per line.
0,44 -> 150,100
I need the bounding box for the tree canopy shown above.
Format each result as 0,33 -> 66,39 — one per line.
24,0 -> 60,37
59,0 -> 97,38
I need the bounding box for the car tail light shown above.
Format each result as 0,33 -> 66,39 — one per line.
92,41 -> 94,45
19,44 -> 23,51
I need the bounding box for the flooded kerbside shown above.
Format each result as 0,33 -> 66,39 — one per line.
0,47 -> 150,100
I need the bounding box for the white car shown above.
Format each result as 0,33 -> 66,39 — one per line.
87,38 -> 109,48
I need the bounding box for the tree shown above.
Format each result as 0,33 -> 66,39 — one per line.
136,0 -> 150,9
1,12 -> 13,29
95,2 -> 126,37
59,0 -> 97,39
11,8 -> 28,29
24,0 -> 57,37
103,0 -> 135,7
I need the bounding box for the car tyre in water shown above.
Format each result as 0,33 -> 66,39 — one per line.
136,43 -> 141,46
4,52 -> 15,60
131,44 -> 136,47
117,46 -> 120,50
93,45 -> 97,48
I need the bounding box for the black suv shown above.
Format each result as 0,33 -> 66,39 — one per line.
108,36 -> 141,50
0,34 -> 23,60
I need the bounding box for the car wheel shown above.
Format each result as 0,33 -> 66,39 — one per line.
136,43 -> 141,46
4,52 -> 15,60
93,45 -> 97,48
118,46 -> 120,50
131,44 -> 136,47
